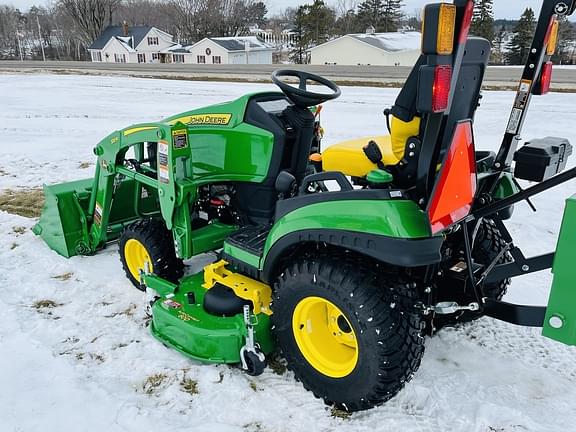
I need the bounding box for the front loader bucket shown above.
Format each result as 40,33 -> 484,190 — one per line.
32,178 -> 93,258
542,194 -> 576,346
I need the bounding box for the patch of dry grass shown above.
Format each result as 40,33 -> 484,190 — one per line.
12,226 -> 26,235
32,299 -> 61,309
180,376 -> 199,396
0,188 -> 44,218
267,356 -> 287,376
78,162 -> 92,169
51,272 -> 73,281
330,407 -> 352,419
142,373 -> 169,395
76,352 -> 105,363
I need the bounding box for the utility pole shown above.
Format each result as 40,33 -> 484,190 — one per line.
17,32 -> 24,61
37,15 -> 46,61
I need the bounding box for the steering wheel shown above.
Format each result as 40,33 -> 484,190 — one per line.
271,69 -> 341,108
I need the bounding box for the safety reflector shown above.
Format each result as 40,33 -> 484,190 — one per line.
459,1 -> 474,44
422,3 -> 456,56
437,4 -> 456,55
427,120 -> 477,234
433,65 -> 452,112
547,19 -> 559,56
535,61 -> 553,95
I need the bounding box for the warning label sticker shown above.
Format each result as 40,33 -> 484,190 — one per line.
94,202 -> 103,226
172,129 -> 188,149
507,108 -> 523,134
513,79 -> 532,110
157,141 -> 170,183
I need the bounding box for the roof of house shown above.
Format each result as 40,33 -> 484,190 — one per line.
88,26 -> 166,50
310,31 -> 422,53
207,36 -> 274,52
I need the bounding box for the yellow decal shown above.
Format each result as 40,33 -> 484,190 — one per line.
170,113 -> 232,126
111,137 -> 119,144
123,126 -> 157,136
178,311 -> 198,322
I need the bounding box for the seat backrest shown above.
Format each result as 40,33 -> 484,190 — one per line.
387,37 -> 490,188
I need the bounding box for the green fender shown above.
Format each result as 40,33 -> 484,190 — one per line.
259,199 -> 443,282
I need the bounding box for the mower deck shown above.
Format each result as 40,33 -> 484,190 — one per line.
150,271 -> 273,364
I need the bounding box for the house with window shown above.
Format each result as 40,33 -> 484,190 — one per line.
89,27 -> 274,65
88,24 -> 177,63
185,37 -> 274,65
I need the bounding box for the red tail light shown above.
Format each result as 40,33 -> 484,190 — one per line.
433,65 -> 452,112
537,61 -> 553,95
459,1 -> 474,44
428,120 -> 477,234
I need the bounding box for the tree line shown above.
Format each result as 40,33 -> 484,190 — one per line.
469,0 -> 575,65
0,0 -> 268,60
1,0 -> 575,64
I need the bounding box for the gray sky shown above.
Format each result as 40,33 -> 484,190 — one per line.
267,0 -> 548,18
5,0 -> 550,19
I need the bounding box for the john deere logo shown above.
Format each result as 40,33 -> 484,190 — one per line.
186,113 -> 232,126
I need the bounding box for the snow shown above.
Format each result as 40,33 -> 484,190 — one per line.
348,31 -> 422,52
1,74 -> 576,432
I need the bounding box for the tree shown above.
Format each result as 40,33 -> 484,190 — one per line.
492,24 -> 507,64
357,0 -> 403,33
290,5 -> 308,64
506,7 -> 536,65
289,0 -> 335,64
470,0 -> 494,43
57,0 -> 121,44
172,0 -> 266,41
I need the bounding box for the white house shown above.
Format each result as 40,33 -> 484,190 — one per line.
185,37 -> 274,65
88,24 -> 177,63
88,27 -> 274,65
309,31 -> 422,66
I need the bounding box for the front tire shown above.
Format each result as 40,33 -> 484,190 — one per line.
118,218 -> 184,289
272,254 -> 425,412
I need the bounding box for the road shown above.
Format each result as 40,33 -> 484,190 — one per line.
2,60 -> 576,90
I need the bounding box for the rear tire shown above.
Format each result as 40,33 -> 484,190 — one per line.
118,218 -> 184,290
272,253 -> 425,412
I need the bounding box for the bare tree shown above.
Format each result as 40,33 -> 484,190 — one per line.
57,0 -> 121,44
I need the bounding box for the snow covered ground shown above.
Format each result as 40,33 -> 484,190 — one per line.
1,74 -> 575,432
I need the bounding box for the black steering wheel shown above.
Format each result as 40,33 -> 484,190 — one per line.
271,69 -> 341,108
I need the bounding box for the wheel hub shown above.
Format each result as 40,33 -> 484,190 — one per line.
124,238 -> 153,281
292,296 -> 358,378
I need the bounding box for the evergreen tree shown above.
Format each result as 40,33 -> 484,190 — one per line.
290,6 -> 308,64
470,0 -> 494,43
357,0 -> 403,33
506,7 -> 536,65
492,25 -> 507,64
289,0 -> 335,64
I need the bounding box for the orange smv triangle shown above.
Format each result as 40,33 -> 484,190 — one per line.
428,120 -> 477,234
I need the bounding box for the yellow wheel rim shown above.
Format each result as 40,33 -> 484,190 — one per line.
124,239 -> 153,281
292,296 -> 358,378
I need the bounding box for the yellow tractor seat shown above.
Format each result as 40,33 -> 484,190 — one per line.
322,116 -> 421,178
322,136 -> 399,178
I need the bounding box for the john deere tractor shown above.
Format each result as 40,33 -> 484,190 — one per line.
35,0 -> 576,411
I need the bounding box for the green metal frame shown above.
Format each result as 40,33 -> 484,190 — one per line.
34,93 -> 277,260
543,195 -> 576,346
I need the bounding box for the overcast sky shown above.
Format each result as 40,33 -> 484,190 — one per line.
5,0 -> 551,19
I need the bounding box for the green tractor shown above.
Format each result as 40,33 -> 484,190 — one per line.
34,0 -> 576,411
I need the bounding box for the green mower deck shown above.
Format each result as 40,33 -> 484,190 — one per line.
149,271 -> 273,364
